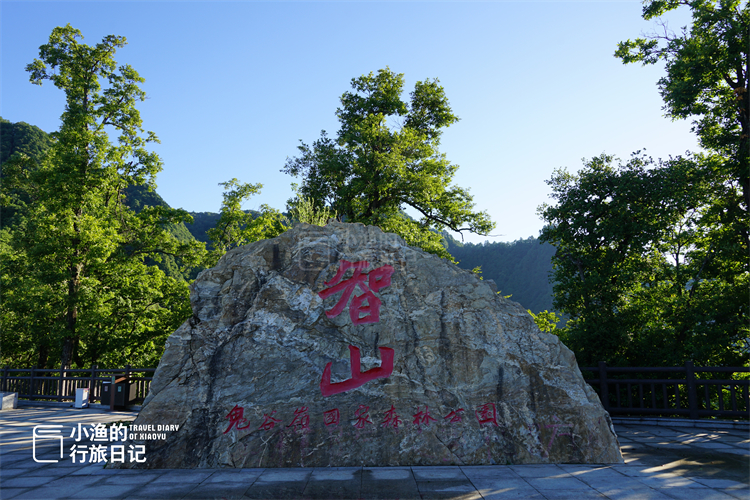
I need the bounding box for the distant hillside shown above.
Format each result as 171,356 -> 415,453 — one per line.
122,185 -> 195,244
1,118 -> 55,227
184,212 -> 222,244
183,209 -> 269,246
0,117 -> 53,164
445,235 -> 555,314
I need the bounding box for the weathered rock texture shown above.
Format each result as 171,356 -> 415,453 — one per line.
127,222 -> 622,468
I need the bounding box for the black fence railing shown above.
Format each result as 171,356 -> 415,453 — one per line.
581,361 -> 750,420
2,362 -> 748,420
0,365 -> 155,405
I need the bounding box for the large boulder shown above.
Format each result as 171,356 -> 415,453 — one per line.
127,222 -> 622,468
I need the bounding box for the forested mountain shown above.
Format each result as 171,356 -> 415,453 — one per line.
1,118 -> 55,227
0,119 -> 53,163
182,209 -> 269,245
444,235 -> 556,314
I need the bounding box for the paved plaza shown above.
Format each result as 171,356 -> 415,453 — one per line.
0,405 -> 747,499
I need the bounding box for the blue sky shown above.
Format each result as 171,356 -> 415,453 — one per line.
1,1 -> 698,244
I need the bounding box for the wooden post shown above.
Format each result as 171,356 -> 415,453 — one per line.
89,365 -> 97,402
58,363 -> 65,402
686,360 -> 698,419
110,374 -> 115,411
598,361 -> 609,411
125,365 -> 132,407
30,366 -> 36,400
2,365 -> 8,392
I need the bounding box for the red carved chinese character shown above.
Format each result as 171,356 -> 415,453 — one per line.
544,415 -> 573,453
258,410 -> 280,431
412,405 -> 437,428
380,405 -> 403,430
320,345 -> 394,397
475,403 -> 499,427
286,407 -> 310,431
323,408 -> 340,426
443,408 -> 465,423
318,260 -> 394,324
353,405 -> 373,429
224,405 -> 251,434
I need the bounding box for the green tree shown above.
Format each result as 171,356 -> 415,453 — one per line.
0,25 -> 203,369
282,68 -> 494,259
538,152 -> 746,367
205,179 -> 289,267
538,0 -> 749,367
289,196 -> 336,227
528,309 -> 569,343
616,0 -> 748,276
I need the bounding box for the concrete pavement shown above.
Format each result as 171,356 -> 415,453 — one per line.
1,405 -> 747,500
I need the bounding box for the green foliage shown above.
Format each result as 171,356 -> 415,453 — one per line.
528,310 -> 569,343
184,212 -> 222,243
562,0 -> 750,368
0,25 -> 204,369
122,184 -> 201,280
444,235 -> 557,313
615,0 -> 748,269
205,179 -> 289,267
184,209 -> 279,245
537,0 -> 748,368
538,152 -> 747,367
282,68 -> 494,258
287,184 -> 336,226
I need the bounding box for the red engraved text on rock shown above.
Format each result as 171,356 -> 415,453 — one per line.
475,403 -> 499,427
413,405 -> 437,428
320,345 -> 394,397
353,405 -> 373,429
258,410 -> 280,431
286,407 -> 310,431
224,405 -> 251,434
323,409 -> 340,427
444,408 -> 465,423
318,260 -> 394,324
380,405 -> 403,430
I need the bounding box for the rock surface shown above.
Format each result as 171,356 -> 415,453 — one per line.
126,222 -> 622,468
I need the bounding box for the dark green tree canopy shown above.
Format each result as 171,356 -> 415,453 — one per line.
282,68 -> 494,258
616,0 -> 748,155
539,153 -> 746,367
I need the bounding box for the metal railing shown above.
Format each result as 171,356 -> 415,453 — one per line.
3,362 -> 748,420
581,361 -> 749,420
0,365 -> 154,405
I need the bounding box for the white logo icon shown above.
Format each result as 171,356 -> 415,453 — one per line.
32,425 -> 64,463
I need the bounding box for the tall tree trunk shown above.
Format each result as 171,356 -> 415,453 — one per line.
62,218 -> 82,370
37,343 -> 48,369
61,260 -> 80,370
